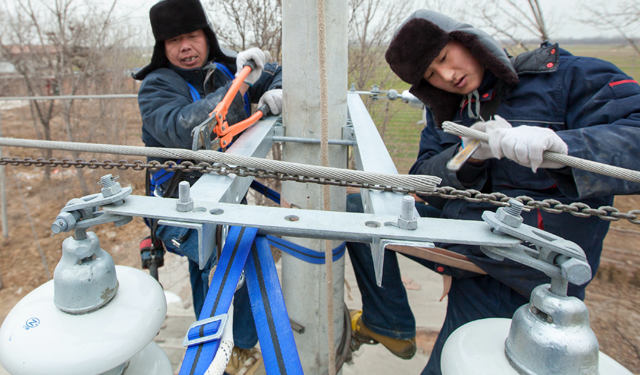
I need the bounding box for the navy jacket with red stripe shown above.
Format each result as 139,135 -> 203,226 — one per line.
410,44 -> 640,303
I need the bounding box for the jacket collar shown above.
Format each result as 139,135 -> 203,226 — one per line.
168,62 -> 207,89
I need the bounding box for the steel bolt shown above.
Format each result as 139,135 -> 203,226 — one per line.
505,199 -> 524,217
176,181 -> 194,212
99,174 -> 117,188
398,195 -> 418,230
51,212 -> 77,234
495,199 -> 524,228
401,195 -> 415,221
179,181 -> 191,203
557,256 -> 592,286
51,219 -> 67,234
99,174 -> 122,198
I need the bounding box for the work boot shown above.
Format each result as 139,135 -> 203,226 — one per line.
225,346 -> 266,375
350,310 -> 417,360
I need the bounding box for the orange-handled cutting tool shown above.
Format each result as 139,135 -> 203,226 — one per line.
191,60 -> 271,151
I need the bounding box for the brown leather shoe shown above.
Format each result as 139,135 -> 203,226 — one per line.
350,310 -> 417,360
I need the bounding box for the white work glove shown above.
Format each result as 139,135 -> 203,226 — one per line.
258,89 -> 283,115
462,115 -> 512,160
488,125 -> 568,172
236,47 -> 268,86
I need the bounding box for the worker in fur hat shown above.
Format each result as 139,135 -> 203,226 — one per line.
133,0 -> 282,373
347,9 -> 640,374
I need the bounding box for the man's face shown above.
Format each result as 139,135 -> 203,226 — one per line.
164,29 -> 208,70
422,40 -> 485,95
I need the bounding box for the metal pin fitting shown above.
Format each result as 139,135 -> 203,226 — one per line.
50,211 -> 83,234
99,174 -> 122,198
495,199 -> 524,228
176,181 -> 194,212
398,195 -> 418,230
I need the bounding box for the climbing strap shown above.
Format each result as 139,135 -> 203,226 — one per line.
245,236 -> 304,374
179,226 -> 303,375
267,235 -> 345,264
180,226 -> 256,375
250,180 -> 282,205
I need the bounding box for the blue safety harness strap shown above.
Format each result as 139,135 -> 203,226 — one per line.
179,226 -> 258,375
267,235 -> 346,264
245,236 -> 304,375
250,180 -> 281,204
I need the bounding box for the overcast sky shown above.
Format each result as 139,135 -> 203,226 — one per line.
94,0 -> 633,40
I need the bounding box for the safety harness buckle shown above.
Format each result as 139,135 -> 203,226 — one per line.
182,313 -> 228,347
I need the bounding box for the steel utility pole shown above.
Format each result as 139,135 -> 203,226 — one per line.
282,0 -> 348,373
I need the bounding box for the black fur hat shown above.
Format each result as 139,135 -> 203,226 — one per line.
132,0 -> 236,80
385,11 -> 519,126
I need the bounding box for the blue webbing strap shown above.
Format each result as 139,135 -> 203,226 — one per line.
250,180 -> 281,204
267,235 -> 346,264
179,226 -> 258,375
248,181 -> 347,264
186,81 -> 202,102
245,236 -> 304,375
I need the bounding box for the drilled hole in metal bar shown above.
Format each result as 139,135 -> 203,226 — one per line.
384,221 -> 396,227
210,208 -> 224,215
285,215 -> 300,222
365,221 -> 381,228
194,207 -> 206,213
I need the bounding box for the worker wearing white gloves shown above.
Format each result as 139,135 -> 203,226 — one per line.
133,1 -> 283,373
346,9 -> 640,375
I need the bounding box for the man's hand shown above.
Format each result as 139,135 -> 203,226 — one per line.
462,115 -> 512,161
258,89 -> 283,115
236,47 -> 268,86
488,125 -> 568,172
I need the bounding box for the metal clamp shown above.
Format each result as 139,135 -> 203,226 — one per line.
182,314 -> 229,347
481,199 -> 591,296
51,175 -> 133,235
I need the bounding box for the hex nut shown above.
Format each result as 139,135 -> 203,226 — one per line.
397,217 -> 418,230
176,200 -> 194,212
495,206 -> 523,228
101,183 -> 122,198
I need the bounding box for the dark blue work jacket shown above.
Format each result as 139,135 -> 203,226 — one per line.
410,45 -> 640,301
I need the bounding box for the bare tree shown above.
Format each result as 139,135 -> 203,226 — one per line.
205,0 -> 282,61
579,0 -> 640,56
0,0 -> 124,193
348,0 -> 415,138
474,0 -> 551,52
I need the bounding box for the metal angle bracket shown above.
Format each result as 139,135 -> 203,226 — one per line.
157,220 -> 216,270
372,239 -> 436,287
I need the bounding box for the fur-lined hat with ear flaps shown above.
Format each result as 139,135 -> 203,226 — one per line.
132,0 -> 235,81
385,10 -> 519,126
